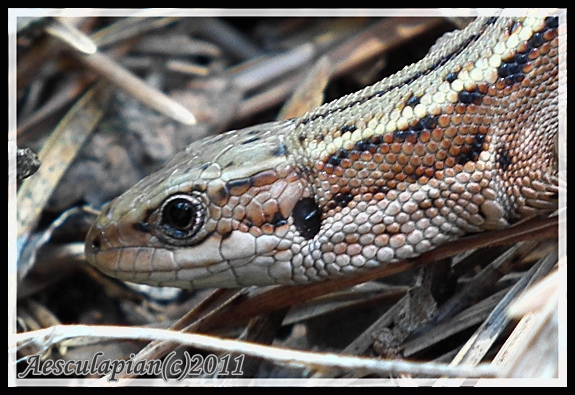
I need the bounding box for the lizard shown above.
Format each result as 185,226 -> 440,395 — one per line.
85,12 -> 562,290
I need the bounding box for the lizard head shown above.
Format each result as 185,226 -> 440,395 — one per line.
85,120 -> 325,288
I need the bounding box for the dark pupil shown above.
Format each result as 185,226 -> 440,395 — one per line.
165,199 -> 195,230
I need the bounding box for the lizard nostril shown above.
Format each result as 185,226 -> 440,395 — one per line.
90,236 -> 102,254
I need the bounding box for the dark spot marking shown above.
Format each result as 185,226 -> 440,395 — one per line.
393,128 -> 419,142
486,16 -> 498,25
545,16 -> 558,29
341,124 -> 357,133
406,95 -> 420,107
458,89 -> 483,105
422,115 -> 438,130
328,155 -> 341,166
292,197 -> 322,240
247,129 -> 262,135
529,32 -> 544,47
515,53 -> 528,64
132,222 -> 150,233
337,148 -> 349,159
200,163 -> 210,171
225,161 -> 235,168
370,135 -> 383,145
326,148 -> 354,166
409,120 -> 423,132
445,72 -> 457,83
498,61 -> 526,86
241,136 -> 260,145
354,140 -> 370,152
499,62 -> 521,77
498,147 -> 511,171
333,192 -> 353,208
457,132 -> 486,165
271,143 -> 289,157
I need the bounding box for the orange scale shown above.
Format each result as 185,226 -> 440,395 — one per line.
452,135 -> 466,146
439,140 -> 451,150
410,156 -> 421,167
422,154 -> 435,167
413,143 -> 426,156
328,174 -> 340,185
438,114 -> 451,127
543,29 -> 557,41
383,173 -> 395,183
391,163 -> 403,173
431,128 -> 444,142
403,164 -> 415,175
472,115 -> 483,125
379,163 -> 391,173
349,151 -> 360,161
418,130 -> 431,144
360,151 -> 372,161
397,154 -> 409,166
415,167 -> 426,178
477,82 -> 489,94
445,157 -> 456,167
442,104 -> 454,115
465,105 -> 477,115
402,142 -> 414,155
391,143 -> 402,154
379,144 -> 390,154
455,104 -> 468,115
462,114 -> 473,124
349,178 -> 362,188
539,42 -> 551,55
385,153 -> 397,163
352,162 -> 365,171
395,173 -> 407,182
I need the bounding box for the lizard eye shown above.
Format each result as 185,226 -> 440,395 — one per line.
158,194 -> 205,240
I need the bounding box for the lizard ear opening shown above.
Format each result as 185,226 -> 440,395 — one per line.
292,197 -> 322,240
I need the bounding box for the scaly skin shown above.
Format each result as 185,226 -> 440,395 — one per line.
85,14 -> 562,289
